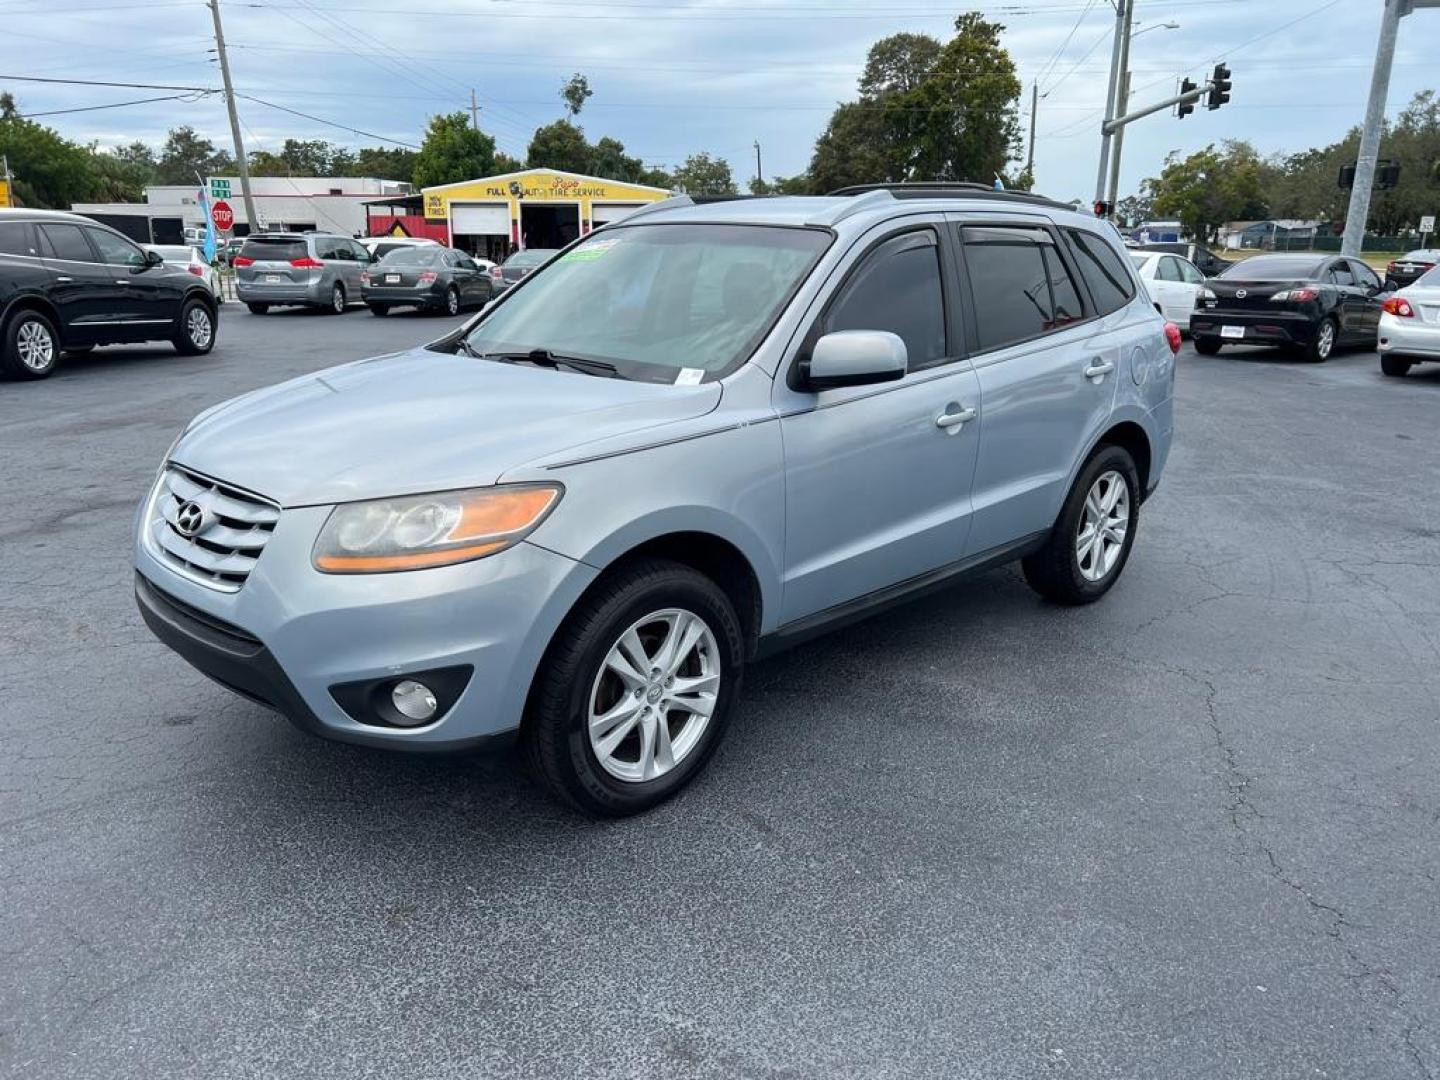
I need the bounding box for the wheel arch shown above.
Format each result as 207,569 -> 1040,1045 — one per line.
1,294 -> 63,339
1093,419 -> 1153,497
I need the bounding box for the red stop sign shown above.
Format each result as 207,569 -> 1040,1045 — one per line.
211,200 -> 234,232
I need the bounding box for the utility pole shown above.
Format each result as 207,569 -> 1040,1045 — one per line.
206,0 -> 256,232
1106,71 -> 1131,212
1340,0 -> 1440,255
470,89 -> 480,132
1026,80 -> 1037,178
1093,0 -> 1128,206
753,140 -> 763,190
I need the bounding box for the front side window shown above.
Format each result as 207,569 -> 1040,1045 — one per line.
464,224 -> 830,382
825,231 -> 947,370
1065,228 -> 1135,315
38,223 -> 96,263
1349,260 -> 1380,291
963,226 -> 1084,352
86,228 -> 146,267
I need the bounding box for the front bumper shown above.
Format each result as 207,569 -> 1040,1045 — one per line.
1378,313 -> 1440,360
135,499 -> 598,752
1190,309 -> 1318,346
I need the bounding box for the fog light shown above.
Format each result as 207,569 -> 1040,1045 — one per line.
391,680 -> 437,724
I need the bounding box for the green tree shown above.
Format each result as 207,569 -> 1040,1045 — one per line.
1116,185 -> 1155,228
89,146 -> 150,202
353,146 -> 419,182
527,119 -> 591,174
859,32 -> 943,98
111,141 -> 158,185
809,102 -> 895,192
671,152 -> 736,195
750,173 -> 810,195
413,112 -> 496,188
0,93 -> 99,207
560,73 -> 593,117
155,126 -> 232,184
1150,141 -> 1268,243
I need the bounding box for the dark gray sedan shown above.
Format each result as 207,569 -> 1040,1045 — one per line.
362,247 -> 493,316
490,248 -> 561,295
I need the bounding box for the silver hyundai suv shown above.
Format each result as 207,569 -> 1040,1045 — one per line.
135,185 -> 1177,816
234,232 -> 373,314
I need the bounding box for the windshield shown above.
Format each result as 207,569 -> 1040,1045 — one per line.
1218,256 -> 1323,280
505,249 -> 558,268
380,248 -> 444,267
464,224 -> 831,382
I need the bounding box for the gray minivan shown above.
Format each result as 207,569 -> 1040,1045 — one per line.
234,232 -> 372,314
137,185 -> 1177,816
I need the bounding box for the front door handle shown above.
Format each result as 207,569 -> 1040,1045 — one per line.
1084,359 -> 1115,381
55,275 -> 73,283
935,404 -> 977,432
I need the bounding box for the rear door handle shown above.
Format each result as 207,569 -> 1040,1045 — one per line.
935,404 -> 977,432
55,275 -> 73,283
1084,359 -> 1114,381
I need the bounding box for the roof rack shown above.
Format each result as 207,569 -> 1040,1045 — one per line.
828,182 -> 1074,212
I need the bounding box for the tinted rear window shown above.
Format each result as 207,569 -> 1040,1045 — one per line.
240,238 -> 307,261
0,221 -> 36,256
379,248 -> 443,266
1217,256 -> 1323,280
506,249 -> 558,268
964,227 -> 1084,351
1066,229 -> 1135,315
39,223 -> 95,262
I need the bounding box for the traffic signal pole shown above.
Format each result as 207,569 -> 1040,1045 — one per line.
1093,0 -> 1129,206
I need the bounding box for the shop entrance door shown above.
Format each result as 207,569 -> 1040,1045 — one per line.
520,203 -> 580,249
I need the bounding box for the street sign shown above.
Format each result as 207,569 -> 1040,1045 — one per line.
0,178 -> 10,209
211,200 -> 234,232
210,178 -> 231,200
1421,215 -> 1436,234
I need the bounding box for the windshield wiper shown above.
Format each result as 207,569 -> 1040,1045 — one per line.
480,348 -> 620,378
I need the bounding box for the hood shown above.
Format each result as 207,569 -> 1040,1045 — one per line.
172,347 -> 721,506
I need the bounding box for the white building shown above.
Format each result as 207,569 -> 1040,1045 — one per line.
72,176 -> 413,244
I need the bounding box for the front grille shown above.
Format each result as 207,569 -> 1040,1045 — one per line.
147,465 -> 280,591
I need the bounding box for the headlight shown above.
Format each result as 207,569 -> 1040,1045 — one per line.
312,484 -> 561,573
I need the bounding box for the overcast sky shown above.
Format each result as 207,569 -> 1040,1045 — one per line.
1,0 -> 1433,203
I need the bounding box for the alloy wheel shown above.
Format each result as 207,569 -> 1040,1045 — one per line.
186,307 -> 212,349
332,285 -> 345,313
16,320 -> 54,372
587,608 -> 721,784
1076,470 -> 1130,582
1316,321 -> 1334,359
446,288 -> 459,315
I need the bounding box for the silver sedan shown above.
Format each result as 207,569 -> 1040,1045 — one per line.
1378,265 -> 1440,377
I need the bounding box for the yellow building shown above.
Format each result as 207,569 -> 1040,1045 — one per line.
422,168 -> 672,260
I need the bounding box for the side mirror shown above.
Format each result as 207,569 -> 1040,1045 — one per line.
802,330 -> 907,391
144,248 -> 164,267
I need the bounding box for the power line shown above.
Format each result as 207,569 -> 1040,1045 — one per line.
236,94 -> 421,148
1034,0 -> 1098,92
11,93 -> 210,119
0,73 -> 214,92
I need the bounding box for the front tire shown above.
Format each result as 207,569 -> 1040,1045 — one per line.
172,298 -> 215,355
1,309 -> 60,380
1381,354 -> 1412,377
1193,336 -> 1221,355
1022,445 -> 1140,606
524,559 -> 744,817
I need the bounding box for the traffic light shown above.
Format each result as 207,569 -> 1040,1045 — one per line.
1377,160 -> 1402,190
1207,63 -> 1232,110
1093,201 -> 1112,218
1177,78 -> 1197,119
1338,163 -> 1356,189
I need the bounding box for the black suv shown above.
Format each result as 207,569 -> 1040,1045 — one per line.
0,209 -> 218,380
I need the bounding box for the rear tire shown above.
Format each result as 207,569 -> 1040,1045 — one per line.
524,558 -> 744,817
1022,445 -> 1140,606
327,283 -> 346,314
1,309 -> 60,380
1193,336 -> 1221,355
1306,317 -> 1337,363
443,286 -> 460,316
1380,354 -> 1412,378
368,303 -> 389,317
246,302 -> 269,315
172,298 -> 215,355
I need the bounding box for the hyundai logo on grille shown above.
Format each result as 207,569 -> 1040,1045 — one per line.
175,500 -> 209,538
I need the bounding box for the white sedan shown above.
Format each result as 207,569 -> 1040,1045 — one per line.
145,245 -> 222,298
1378,264 -> 1440,377
1129,250 -> 1207,329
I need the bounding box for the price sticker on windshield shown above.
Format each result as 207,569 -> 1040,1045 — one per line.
561,237 -> 622,263
674,368 -> 705,386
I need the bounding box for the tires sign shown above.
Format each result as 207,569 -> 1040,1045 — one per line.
211,201 -> 234,232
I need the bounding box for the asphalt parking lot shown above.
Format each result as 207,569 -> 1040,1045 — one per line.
1,305 -> 1437,1079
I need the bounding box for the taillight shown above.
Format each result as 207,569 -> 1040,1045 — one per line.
1163,322 -> 1182,355
290,257 -> 324,269
1387,261 -> 1398,272
359,270 -> 370,285
418,270 -> 438,284
489,266 -> 503,281
188,264 -> 204,277
1269,288 -> 1318,302
233,255 -> 253,267
1382,296 -> 1415,318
